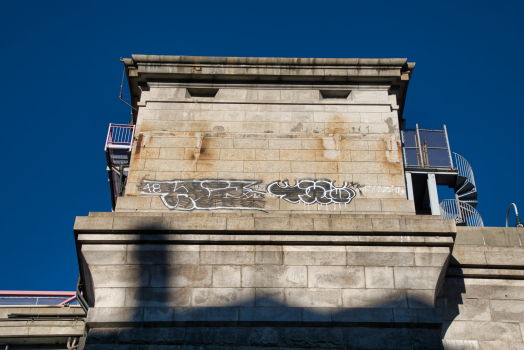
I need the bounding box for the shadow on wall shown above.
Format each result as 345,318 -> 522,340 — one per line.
83,223 -> 446,350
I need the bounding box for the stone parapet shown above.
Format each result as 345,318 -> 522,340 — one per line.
436,227 -> 524,349
75,213 -> 454,339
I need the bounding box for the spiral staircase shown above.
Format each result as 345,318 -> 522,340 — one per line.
402,125 -> 483,227
439,153 -> 483,227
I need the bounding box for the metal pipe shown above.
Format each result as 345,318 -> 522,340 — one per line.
443,125 -> 454,169
76,275 -> 89,314
507,203 -> 523,227
119,64 -> 137,111
415,124 -> 424,167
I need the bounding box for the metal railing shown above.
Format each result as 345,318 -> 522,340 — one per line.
453,152 -> 476,188
104,123 -> 135,151
0,291 -> 78,306
439,199 -> 484,227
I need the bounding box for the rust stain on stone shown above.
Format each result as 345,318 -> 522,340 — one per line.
135,134 -> 144,157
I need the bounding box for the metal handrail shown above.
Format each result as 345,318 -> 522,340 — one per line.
452,152 -> 476,188
104,123 -> 135,151
439,199 -> 484,227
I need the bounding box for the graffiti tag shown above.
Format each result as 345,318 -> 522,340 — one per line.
140,180 -> 266,211
266,180 -> 359,205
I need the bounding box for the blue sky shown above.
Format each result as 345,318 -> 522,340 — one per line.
1,0 -> 523,291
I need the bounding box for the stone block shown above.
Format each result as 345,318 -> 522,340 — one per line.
308,266 -> 365,288
394,267 -> 442,290
112,216 -> 169,230
313,218 -> 373,232
150,265 -> 212,287
443,321 -> 523,342
365,266 -> 394,289
401,217 -> 455,233
485,248 -> 524,266
407,290 -> 435,308
482,228 -> 522,247
268,139 -> 302,149
415,246 -> 450,267
212,266 -> 241,287
444,278 -> 524,300
254,217 -> 314,231
479,341 -> 511,350
90,265 -> 150,288
346,246 -> 415,266
284,246 -> 347,266
125,288 -> 191,307
126,244 -> 200,265
442,340 -> 480,349
191,288 -> 255,307
87,307 -> 144,324
242,265 -> 307,288
354,198 -> 382,212
226,217 -> 255,231
82,245 -> 127,265
94,288 -> 126,307
255,288 -> 285,306
200,245 -> 254,265
158,147 -> 185,159
281,327 -> 344,348
239,306 -> 302,322
74,216 -> 113,231
255,245 -> 283,265
455,227 -> 486,245
144,307 -> 174,322
256,149 -> 279,160
197,160 -> 243,172
220,149 -> 256,161
285,289 -> 342,307
342,289 -> 407,308
333,308 -> 395,324
234,138 -> 268,149
437,298 -> 491,321
490,300 -> 524,322
370,218 -> 401,232
280,149 -> 316,161
451,246 -> 487,265
302,307 -> 333,322
172,307 -> 239,322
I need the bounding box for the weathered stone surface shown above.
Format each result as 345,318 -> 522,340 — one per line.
285,288 -> 342,308
212,265 -> 241,287
284,246 -> 346,266
347,246 -> 415,266
150,265 -> 212,287
242,266 -> 307,288
490,300 -> 524,322
191,288 -> 255,307
443,321 -> 523,342
308,266 -> 365,289
364,266 -> 395,289
394,267 -> 442,290
342,289 -> 407,308
124,288 -> 191,307
200,245 -> 255,265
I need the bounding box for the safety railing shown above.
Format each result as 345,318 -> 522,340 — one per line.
439,199 -> 484,227
401,124 -> 454,169
0,291 -> 78,306
453,152 -> 476,188
104,123 -> 135,151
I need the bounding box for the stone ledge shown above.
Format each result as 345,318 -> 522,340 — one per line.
75,214 -> 456,236
76,233 -> 454,247
86,306 -> 441,329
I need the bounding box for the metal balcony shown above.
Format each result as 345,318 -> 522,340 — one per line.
105,123 -> 136,210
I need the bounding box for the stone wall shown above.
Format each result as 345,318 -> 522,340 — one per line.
117,56 -> 415,215
439,227 -> 524,350
75,212 -> 454,349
